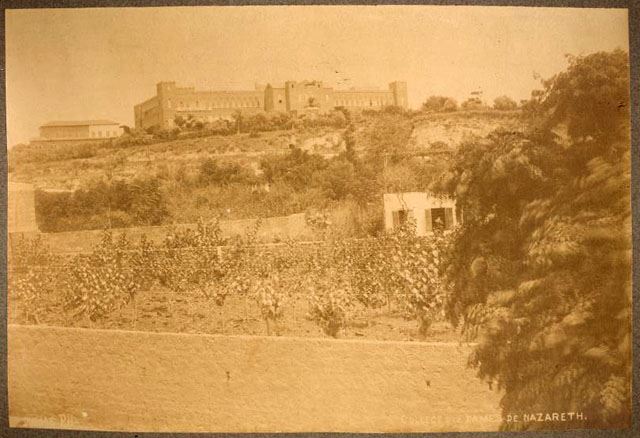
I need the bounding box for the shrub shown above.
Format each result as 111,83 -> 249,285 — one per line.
254,275 -> 287,335
493,95 -> 518,111
62,231 -> 145,323
8,236 -> 60,323
308,283 -> 352,338
259,147 -> 328,190
9,141 -> 99,165
312,160 -> 357,200
34,177 -> 170,232
461,97 -> 487,110
362,113 -> 413,165
422,96 -> 458,112
198,158 -> 256,186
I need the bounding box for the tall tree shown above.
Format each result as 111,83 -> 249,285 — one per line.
441,50 -> 631,430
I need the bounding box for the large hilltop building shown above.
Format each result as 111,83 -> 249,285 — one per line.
134,80 -> 408,131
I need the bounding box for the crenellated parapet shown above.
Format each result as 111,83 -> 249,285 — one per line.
134,80 -> 408,130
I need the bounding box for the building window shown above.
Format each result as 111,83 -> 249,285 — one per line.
392,209 -> 413,228
427,207 -> 454,231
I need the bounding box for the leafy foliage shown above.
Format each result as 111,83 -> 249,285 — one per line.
35,177 -> 170,232
461,97 -> 487,110
493,95 -> 518,111
363,113 -> 414,166
422,96 -> 458,112
309,288 -> 352,338
12,215 -> 451,339
199,158 -> 257,186
62,232 -> 147,323
9,236 -> 59,323
254,275 -> 288,335
439,50 -> 631,429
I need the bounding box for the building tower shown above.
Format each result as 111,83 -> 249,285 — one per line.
389,81 -> 408,108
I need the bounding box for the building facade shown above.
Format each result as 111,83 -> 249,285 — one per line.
37,120 -> 122,142
134,80 -> 408,131
383,192 -> 458,236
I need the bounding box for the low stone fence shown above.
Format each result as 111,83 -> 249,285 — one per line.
31,213 -> 313,254
8,324 -> 501,432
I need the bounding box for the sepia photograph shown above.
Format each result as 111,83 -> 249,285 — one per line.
4,4 -> 633,433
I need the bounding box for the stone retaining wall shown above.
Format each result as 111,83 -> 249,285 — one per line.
37,213 -> 313,254
8,324 -> 501,432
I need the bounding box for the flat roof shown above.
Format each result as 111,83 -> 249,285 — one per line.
41,120 -> 119,127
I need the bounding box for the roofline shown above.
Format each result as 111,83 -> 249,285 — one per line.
40,121 -> 120,128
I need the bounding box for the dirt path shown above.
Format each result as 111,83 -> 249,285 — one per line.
9,324 -> 502,432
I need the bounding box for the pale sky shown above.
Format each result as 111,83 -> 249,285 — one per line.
5,5 -> 629,147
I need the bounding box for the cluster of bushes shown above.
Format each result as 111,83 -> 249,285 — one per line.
142,110 -> 349,142
422,96 -> 459,112
9,109 -> 350,166
10,219 -> 449,338
170,110 -> 446,227
198,158 -> 258,186
9,141 -> 100,165
421,94 -> 520,113
34,177 -> 170,232
259,111 -> 425,204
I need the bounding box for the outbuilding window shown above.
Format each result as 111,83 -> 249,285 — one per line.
426,207 -> 454,232
392,209 -> 414,228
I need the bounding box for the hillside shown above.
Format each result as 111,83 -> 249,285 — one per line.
410,110 -> 523,148
8,110 -> 522,190
9,128 -> 340,190
9,110 -> 523,233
